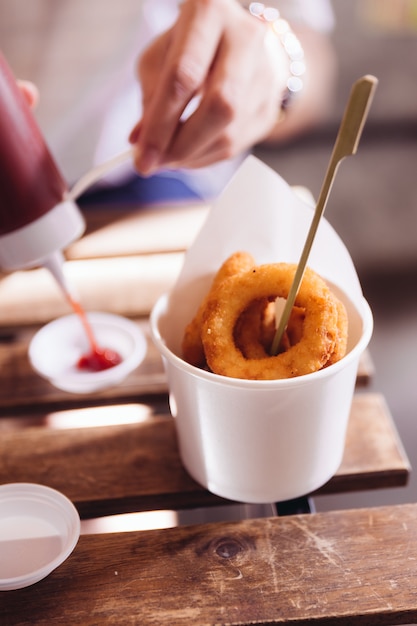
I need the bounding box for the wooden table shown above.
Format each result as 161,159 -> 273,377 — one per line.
0,204 -> 414,625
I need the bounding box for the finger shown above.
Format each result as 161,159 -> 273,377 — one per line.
17,80 -> 39,108
174,146 -> 234,170
161,52 -> 254,163
135,29 -> 172,112
135,0 -> 227,175
162,19 -> 281,165
129,120 -> 142,144
164,129 -> 240,170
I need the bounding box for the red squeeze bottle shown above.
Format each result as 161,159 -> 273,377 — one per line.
0,53 -> 123,373
0,51 -> 84,280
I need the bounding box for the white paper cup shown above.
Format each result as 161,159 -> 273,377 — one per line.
150,286 -> 373,504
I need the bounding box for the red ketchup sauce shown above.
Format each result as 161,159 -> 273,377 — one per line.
69,299 -> 122,372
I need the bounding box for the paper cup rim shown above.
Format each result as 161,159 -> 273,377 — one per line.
150,292 -> 373,389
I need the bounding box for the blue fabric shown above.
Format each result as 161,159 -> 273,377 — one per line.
77,172 -> 203,208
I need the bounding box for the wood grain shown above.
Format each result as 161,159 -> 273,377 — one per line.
0,203 -> 207,328
0,205 -> 413,625
2,504 -> 417,625
0,394 -> 409,518
65,203 -> 208,259
0,253 -> 183,327
0,320 -> 167,412
0,318 -> 374,414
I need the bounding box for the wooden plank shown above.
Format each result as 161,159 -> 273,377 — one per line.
0,394 -> 409,518
2,503 -> 417,625
0,318 -> 374,413
0,252 -> 183,328
356,348 -> 374,386
315,393 -> 411,494
0,203 -> 207,328
0,320 -> 167,412
66,203 -> 208,259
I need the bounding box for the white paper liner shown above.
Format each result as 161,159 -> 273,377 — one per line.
167,155 -> 364,356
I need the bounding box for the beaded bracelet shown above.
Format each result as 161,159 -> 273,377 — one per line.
248,2 -> 306,109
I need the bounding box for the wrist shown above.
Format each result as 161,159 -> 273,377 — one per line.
248,2 -> 305,110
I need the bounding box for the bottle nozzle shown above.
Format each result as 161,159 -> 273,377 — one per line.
42,250 -> 78,303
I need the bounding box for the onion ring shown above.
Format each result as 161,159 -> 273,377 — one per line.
324,294 -> 348,367
181,251 -> 255,367
235,295 -> 347,369
235,301 -> 305,358
234,299 -> 281,358
201,263 -> 340,380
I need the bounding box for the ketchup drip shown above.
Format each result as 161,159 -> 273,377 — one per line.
69,299 -> 122,372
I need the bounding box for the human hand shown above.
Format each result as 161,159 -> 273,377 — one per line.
129,0 -> 289,175
17,80 -> 39,108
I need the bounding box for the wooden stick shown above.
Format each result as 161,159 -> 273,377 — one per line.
271,75 -> 378,355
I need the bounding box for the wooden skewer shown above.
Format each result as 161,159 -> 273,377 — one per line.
67,148 -> 133,201
270,74 -> 378,356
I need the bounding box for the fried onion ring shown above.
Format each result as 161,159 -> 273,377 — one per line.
201,263 -> 341,380
181,251 -> 255,367
234,298 -> 278,359
234,295 -> 347,369
324,294 -> 348,367
235,301 -> 305,358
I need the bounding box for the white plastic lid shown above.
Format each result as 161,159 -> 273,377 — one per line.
0,483 -> 80,591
